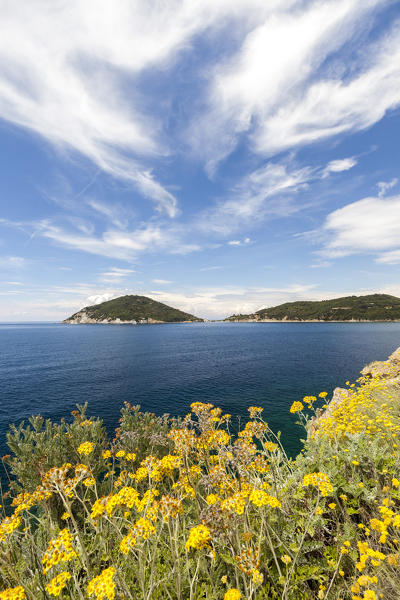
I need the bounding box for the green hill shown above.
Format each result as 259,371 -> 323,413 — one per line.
64,294 -> 202,324
225,293 -> 400,322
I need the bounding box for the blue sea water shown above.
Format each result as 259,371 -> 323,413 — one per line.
0,321 -> 399,465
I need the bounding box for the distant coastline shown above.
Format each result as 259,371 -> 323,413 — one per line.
223,318 -> 400,323
63,292 -> 400,325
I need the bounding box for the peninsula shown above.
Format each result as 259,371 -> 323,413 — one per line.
224,293 -> 400,322
63,294 -> 203,324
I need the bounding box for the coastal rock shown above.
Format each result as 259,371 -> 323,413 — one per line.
361,346 -> 400,379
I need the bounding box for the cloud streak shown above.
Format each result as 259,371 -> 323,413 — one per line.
190,0 -> 397,167
319,195 -> 400,262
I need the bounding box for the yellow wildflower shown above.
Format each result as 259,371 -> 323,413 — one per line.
303,472 -> 333,497
185,524 -> 211,550
83,477 -> 96,487
45,572 -> 71,597
290,401 -> 303,413
224,590 -> 241,600
87,567 -> 116,600
77,442 -> 94,456
0,587 -> 26,600
42,529 -> 77,574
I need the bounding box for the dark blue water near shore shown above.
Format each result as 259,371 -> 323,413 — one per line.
0,321 -> 399,463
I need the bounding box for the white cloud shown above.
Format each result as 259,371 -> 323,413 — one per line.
99,267 -> 135,283
101,267 -> 135,277
320,195 -> 400,261
323,157 -> 357,177
34,219 -> 200,260
377,178 -> 398,198
196,154 -> 364,237
0,255 -> 26,269
190,1 -> 397,166
152,279 -> 173,284
0,0 -> 295,217
87,200 -> 131,229
375,250 -> 400,265
199,161 -> 313,235
85,292 -> 121,306
310,261 -> 332,269
199,266 -> 222,272
228,238 -> 251,246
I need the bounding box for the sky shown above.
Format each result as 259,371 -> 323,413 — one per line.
1,0 -> 400,321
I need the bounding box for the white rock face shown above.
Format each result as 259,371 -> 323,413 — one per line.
63,309 -> 163,324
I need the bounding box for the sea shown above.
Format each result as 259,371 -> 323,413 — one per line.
0,321 -> 399,466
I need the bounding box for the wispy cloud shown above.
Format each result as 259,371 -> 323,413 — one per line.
0,255 -> 26,269
101,268 -> 135,277
322,157 -> 357,177
199,266 -> 222,272
0,0 -> 296,218
377,178 -> 398,198
87,200 -> 131,230
189,1 -> 397,167
198,155 -> 355,236
99,267 -> 135,283
38,220 -> 200,260
152,279 -> 173,285
198,162 -> 313,235
309,261 -> 332,269
319,195 -> 400,262
227,238 -> 252,246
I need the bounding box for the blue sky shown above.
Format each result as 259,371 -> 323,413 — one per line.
1,0 -> 400,320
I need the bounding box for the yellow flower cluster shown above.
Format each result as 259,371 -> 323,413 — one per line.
248,406 -> 263,418
77,441 -> 94,455
249,489 -> 281,508
120,529 -> 137,555
158,494 -> 183,521
0,587 -> 25,600
236,546 -> 261,583
356,541 -> 386,572
87,567 -> 116,600
185,524 -> 211,550
42,529 -> 77,573
312,375 -> 400,441
290,401 -> 304,413
0,514 -> 21,543
105,486 -> 140,515
224,589 -> 241,600
120,515 -> 157,554
45,571 -> 71,597
40,464 -> 73,495
303,472 -> 333,497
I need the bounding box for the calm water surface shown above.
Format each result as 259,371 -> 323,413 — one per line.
0,322 -> 399,461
